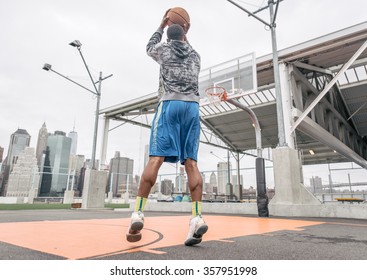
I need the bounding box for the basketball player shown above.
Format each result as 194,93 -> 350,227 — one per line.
126,11 -> 208,246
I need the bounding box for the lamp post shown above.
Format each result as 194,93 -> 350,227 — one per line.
43,40 -> 112,170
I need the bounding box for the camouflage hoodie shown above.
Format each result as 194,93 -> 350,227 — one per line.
146,28 -> 201,103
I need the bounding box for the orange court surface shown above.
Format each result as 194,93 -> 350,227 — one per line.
0,209 -> 366,260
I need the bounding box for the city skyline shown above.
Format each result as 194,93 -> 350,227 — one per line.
2,123 -> 366,192
1,122 -> 366,201
0,122 -> 248,199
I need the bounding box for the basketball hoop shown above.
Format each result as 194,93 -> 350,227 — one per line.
205,86 -> 228,104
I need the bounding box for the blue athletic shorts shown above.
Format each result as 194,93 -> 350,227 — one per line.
149,100 -> 200,164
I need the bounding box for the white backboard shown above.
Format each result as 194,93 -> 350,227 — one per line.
199,52 -> 257,105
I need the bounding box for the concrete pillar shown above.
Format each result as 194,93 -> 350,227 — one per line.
28,188 -> 38,204
63,190 -> 75,204
279,62 -> 296,149
107,191 -> 113,203
82,169 -> 108,209
100,118 -> 110,168
124,191 -> 129,204
270,147 -> 320,205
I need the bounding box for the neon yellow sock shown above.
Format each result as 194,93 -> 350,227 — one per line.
191,201 -> 202,217
134,196 -> 147,212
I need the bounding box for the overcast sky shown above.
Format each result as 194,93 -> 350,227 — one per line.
1,0 -> 367,187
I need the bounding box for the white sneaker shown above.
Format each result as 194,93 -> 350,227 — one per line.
184,215 -> 208,246
126,211 -> 144,242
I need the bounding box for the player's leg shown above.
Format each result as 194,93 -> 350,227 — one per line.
127,101 -> 165,243
138,156 -> 165,198
180,102 -> 208,246
126,156 -> 164,242
184,159 -> 208,246
185,158 -> 203,201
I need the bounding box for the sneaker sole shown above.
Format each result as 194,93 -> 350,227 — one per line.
194,224 -> 208,238
184,237 -> 202,246
126,220 -> 144,243
131,221 -> 144,231
126,232 -> 142,242
184,224 -> 209,246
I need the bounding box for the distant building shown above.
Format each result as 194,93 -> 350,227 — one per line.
6,147 -> 40,197
175,167 -> 186,193
1,128 -> 31,196
5,128 -> 31,168
208,171 -> 217,194
310,176 -> 323,193
217,162 -> 231,195
68,130 -> 78,156
40,131 -> 71,196
35,122 -> 48,168
68,154 -> 85,195
161,179 -> 173,195
84,158 -> 99,169
108,152 -> 134,197
232,174 -> 243,200
0,146 -> 4,162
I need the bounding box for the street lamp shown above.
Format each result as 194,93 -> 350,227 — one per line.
69,40 -> 82,48
43,40 -> 112,169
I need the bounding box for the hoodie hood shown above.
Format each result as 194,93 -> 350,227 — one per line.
169,40 -> 193,59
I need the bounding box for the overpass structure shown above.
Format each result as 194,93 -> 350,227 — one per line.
99,22 -> 367,218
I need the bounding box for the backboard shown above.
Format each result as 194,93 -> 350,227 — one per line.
199,52 -> 257,105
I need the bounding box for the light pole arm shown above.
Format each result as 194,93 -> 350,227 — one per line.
48,68 -> 97,95
76,48 -> 100,95
272,0 -> 281,25
227,0 -> 271,27
95,74 -> 113,85
210,151 -> 226,162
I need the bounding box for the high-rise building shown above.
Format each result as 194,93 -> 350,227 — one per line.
68,130 -> 78,156
68,154 -> 85,195
161,179 -> 173,195
0,146 -> 4,162
208,171 -> 217,194
175,166 -> 186,193
6,147 -> 40,197
217,162 -> 232,195
35,122 -> 48,168
1,129 -> 31,196
5,128 -> 31,168
232,174 -> 244,200
310,176 -> 323,193
108,152 -> 134,197
84,158 -> 99,169
40,131 -> 71,195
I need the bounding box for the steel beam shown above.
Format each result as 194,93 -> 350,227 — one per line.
291,39 -> 367,132
293,108 -> 367,168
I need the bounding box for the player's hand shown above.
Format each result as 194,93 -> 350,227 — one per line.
163,8 -> 171,18
183,22 -> 190,34
160,9 -> 170,29
159,16 -> 169,29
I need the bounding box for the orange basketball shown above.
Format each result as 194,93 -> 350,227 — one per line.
167,7 -> 190,31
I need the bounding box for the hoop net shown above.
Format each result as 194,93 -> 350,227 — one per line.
205,86 -> 228,106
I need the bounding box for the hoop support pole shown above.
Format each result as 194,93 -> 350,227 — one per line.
226,99 -> 262,158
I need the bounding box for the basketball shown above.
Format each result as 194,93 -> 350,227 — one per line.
167,7 -> 190,31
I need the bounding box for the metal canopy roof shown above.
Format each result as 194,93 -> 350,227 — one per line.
100,22 -> 367,167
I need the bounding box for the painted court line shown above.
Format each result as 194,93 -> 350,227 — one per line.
0,216 -> 324,259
